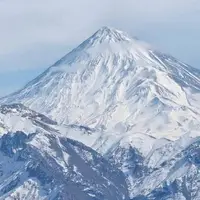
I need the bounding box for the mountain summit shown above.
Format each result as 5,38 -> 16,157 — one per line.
1,27 -> 200,140
84,26 -> 133,43
53,26 -> 151,67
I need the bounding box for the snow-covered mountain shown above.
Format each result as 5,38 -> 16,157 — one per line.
1,26 -> 200,199
63,125 -> 200,199
1,26 -> 200,141
0,104 -> 128,200
1,104 -> 200,199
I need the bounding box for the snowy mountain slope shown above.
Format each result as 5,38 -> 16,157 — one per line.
62,122 -> 200,199
130,136 -> 200,200
1,27 -> 200,141
0,103 -> 57,135
1,26 -> 200,199
0,104 -> 129,200
1,105 -> 200,200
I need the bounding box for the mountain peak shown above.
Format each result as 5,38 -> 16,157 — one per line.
96,26 -> 115,33
2,26 -> 200,140
86,26 -> 132,45
52,26 -> 141,66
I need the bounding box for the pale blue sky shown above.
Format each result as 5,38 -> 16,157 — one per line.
0,0 -> 200,96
